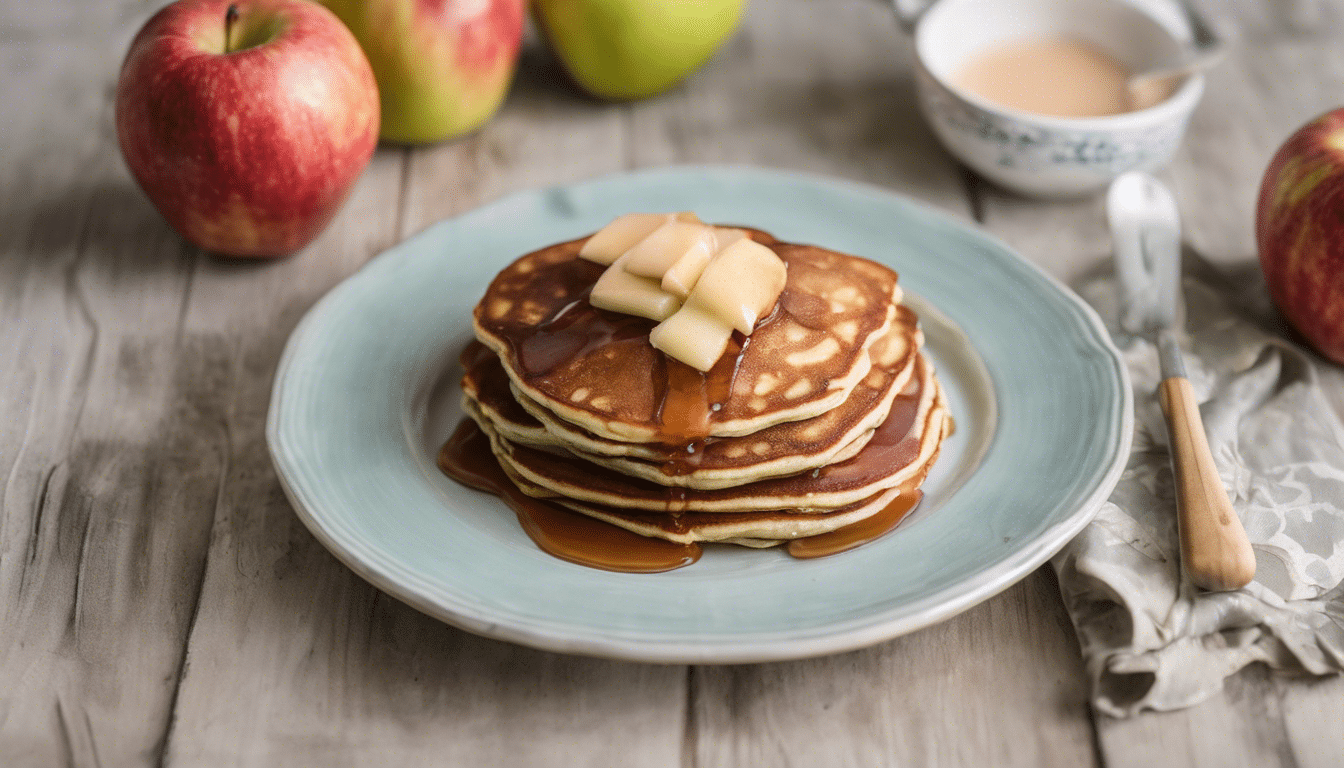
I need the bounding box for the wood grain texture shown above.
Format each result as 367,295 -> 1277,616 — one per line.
1169,0 -> 1344,266
1097,1 -> 1344,765
689,572 -> 1097,768
625,0 -> 968,204
0,5 -> 221,764
1096,665 -> 1299,768
1,0 -> 1341,766
1159,376 -> 1257,591
1280,673 -> 1344,768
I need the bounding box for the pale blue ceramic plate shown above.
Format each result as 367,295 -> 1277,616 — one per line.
267,166 -> 1132,663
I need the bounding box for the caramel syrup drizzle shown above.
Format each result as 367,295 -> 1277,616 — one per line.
439,420 -> 702,574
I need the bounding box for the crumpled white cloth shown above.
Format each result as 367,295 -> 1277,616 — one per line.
1050,256 -> 1344,717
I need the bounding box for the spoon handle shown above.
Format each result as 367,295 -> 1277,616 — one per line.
1158,376 -> 1257,591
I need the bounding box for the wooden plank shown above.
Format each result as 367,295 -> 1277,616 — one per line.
965,191 -> 1112,286
159,29 -> 686,768
691,572 -> 1097,768
1170,0 -> 1344,266
1095,665 -> 1295,768
3,0 -> 1336,765
159,1 -> 1092,764
0,7 -> 231,763
1280,673 -> 1344,768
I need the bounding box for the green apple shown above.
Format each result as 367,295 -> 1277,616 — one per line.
533,0 -> 746,101
321,0 -> 525,144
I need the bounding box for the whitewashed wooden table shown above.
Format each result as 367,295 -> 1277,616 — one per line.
4,0 -> 1343,765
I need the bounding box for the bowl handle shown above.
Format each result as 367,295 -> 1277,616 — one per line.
889,0 -> 935,33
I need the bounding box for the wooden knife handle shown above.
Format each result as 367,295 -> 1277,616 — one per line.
1159,377 -> 1257,591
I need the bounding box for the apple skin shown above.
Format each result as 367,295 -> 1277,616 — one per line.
1256,108 -> 1344,364
115,0 -> 380,258
533,0 -> 745,101
321,0 -> 525,144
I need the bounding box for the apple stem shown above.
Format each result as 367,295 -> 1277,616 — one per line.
225,4 -> 239,54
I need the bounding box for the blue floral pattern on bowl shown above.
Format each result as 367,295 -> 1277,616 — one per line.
914,66 -> 1202,197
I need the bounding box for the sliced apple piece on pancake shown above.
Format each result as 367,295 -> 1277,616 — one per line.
648,305 -> 735,373
589,255 -> 682,321
662,227 -> 749,298
621,220 -> 717,281
578,212 -> 700,265
687,237 -> 787,335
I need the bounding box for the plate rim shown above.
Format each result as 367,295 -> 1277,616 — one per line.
267,164 -> 1133,664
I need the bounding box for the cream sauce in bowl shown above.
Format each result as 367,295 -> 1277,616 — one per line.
954,38 -> 1146,117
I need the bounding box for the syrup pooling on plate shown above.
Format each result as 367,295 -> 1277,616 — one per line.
438,420 -> 702,573
446,219 -> 952,566
788,489 -> 924,559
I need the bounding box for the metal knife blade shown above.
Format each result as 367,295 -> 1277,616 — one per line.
1105,172 -> 1256,591
1108,172 -> 1186,379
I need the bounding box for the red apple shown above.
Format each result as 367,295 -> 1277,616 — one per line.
116,0 -> 380,258
1256,108 -> 1344,364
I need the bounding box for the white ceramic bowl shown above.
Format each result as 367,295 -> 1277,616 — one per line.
909,0 -> 1205,198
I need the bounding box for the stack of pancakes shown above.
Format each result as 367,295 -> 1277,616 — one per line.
462,227 -> 951,548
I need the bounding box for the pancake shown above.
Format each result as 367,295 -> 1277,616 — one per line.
473,230 -> 902,443
470,353 -> 949,514
443,221 -> 954,561
462,306 -> 923,489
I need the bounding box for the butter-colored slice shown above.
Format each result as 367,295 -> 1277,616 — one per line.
583,216 -> 785,371
589,256 -> 681,321
649,305 -> 735,372
685,238 -> 788,335
621,221 -> 717,280
578,212 -> 701,265
579,214 -> 667,265
660,249 -> 711,299
661,227 -> 749,299
713,227 -> 750,251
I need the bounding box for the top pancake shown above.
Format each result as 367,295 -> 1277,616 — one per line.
473,228 -> 901,443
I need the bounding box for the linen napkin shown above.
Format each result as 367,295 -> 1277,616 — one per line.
1050,255 -> 1344,717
